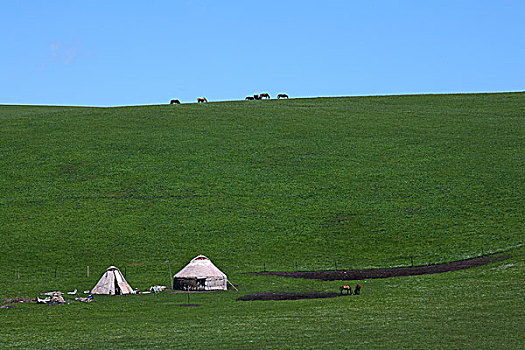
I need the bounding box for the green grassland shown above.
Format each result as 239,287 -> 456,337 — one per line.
0,93 -> 524,348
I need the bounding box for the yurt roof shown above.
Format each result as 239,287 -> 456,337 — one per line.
174,255 -> 227,279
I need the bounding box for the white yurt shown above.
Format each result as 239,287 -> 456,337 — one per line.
91,266 -> 134,295
173,255 -> 228,291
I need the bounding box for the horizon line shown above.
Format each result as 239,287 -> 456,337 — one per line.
1,90 -> 524,108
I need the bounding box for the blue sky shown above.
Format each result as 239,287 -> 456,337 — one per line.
2,0 -> 524,106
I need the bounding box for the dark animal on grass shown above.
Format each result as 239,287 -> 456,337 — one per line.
340,285 -> 352,295
253,94 -> 262,100
170,99 -> 180,104
245,96 -> 255,100
197,97 -> 208,103
277,93 -> 289,99
260,93 -> 270,99
354,283 -> 361,295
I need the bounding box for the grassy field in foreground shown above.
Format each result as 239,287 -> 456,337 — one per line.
0,93 -> 524,348
1,250 -> 523,349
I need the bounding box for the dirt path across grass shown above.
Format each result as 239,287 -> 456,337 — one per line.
255,252 -> 508,281
237,292 -> 345,301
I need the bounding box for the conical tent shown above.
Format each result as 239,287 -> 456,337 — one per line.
173,255 -> 228,291
91,266 -> 134,295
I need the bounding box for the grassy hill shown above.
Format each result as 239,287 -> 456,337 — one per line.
0,93 -> 523,348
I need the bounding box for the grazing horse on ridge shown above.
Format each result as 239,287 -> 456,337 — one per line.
340,285 -> 352,295
260,93 -> 270,99
197,97 -> 208,103
253,94 -> 262,100
277,93 -> 289,99
245,96 -> 255,100
170,99 -> 180,104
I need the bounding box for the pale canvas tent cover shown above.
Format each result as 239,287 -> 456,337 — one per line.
173,255 -> 227,291
91,266 -> 134,295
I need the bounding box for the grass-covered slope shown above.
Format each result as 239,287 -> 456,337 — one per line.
0,93 -> 523,348
1,94 -> 523,274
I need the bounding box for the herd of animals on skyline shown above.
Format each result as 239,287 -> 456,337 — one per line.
170,93 -> 288,105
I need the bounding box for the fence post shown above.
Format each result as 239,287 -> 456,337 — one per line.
17,268 -> 20,280
54,267 -> 57,278
87,266 -> 90,278
264,262 -> 266,272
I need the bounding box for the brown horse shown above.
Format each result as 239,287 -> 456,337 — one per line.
260,93 -> 270,99
277,93 -> 288,99
197,97 -> 208,103
170,99 -> 180,104
245,96 -> 255,100
340,285 -> 352,295
253,94 -> 261,100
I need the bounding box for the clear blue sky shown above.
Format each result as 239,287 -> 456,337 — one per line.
2,0 -> 524,106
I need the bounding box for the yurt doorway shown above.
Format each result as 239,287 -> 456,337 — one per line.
197,278 -> 206,290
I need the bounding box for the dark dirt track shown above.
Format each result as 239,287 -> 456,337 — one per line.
237,292 -> 346,301
255,252 -> 508,281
